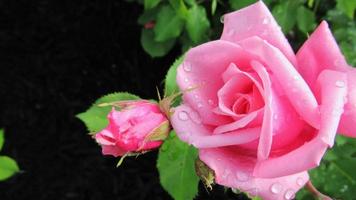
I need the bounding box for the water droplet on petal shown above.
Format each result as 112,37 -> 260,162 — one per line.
246,188 -> 259,196
208,99 -> 214,106
293,75 -> 299,80
273,114 -> 278,120
190,111 -> 202,124
220,15 -> 225,23
183,62 -> 192,72
197,102 -> 203,108
335,80 -> 345,88
184,78 -> 189,83
270,183 -> 282,194
296,177 -> 304,186
284,189 -> 295,200
262,18 -> 269,24
334,58 -> 343,66
227,29 -> 235,37
178,111 -> 189,121
236,171 -> 249,182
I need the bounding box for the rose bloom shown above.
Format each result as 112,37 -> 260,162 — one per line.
95,100 -> 169,157
171,1 -> 356,200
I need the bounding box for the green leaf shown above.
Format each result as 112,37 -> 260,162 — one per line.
154,5 -> 185,42
0,129 -> 4,151
157,132 -> 199,200
296,6 -> 316,34
0,156 -> 20,181
141,29 -> 176,57
272,0 -> 300,33
144,0 -> 161,10
164,55 -> 184,97
229,0 -> 257,10
76,92 -> 140,134
169,0 -> 189,17
186,5 -> 210,44
211,0 -> 217,15
138,8 -> 159,25
297,135 -> 356,200
336,0 -> 356,19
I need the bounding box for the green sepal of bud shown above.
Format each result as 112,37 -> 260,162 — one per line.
195,158 -> 215,190
144,120 -> 170,142
116,151 -> 148,167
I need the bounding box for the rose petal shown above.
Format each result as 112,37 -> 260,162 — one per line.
339,68 -> 356,137
177,40 -> 255,126
239,37 -> 320,129
253,70 -> 347,178
251,61 -> 273,160
221,1 -> 296,66
200,148 -> 309,200
296,21 -> 350,89
170,104 -> 260,148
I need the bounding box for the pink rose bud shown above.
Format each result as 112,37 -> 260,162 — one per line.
95,100 -> 170,157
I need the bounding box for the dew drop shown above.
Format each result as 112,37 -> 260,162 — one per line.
270,183 -> 282,194
190,111 -> 202,124
227,29 -> 235,37
293,75 -> 299,80
262,18 -> 269,25
273,114 -> 278,120
334,58 -> 343,66
284,189 -> 295,200
236,171 -> 249,182
296,177 -> 304,186
184,78 -> 189,83
246,188 -> 258,196
183,62 -> 192,72
208,99 -> 214,106
178,111 -> 189,121
335,80 -> 345,88
197,102 -> 203,108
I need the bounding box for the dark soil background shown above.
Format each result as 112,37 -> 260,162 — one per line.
0,1 -> 247,199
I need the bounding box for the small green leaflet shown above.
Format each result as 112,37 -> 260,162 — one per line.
336,0 -> 356,19
164,55 -> 184,97
186,5 -> 210,44
141,29 -> 176,58
0,129 -> 4,151
229,0 -> 257,10
154,5 -> 185,42
272,0 -> 300,33
296,6 -> 316,35
76,92 -> 140,134
0,156 -> 19,181
157,131 -> 199,200
144,0 -> 161,10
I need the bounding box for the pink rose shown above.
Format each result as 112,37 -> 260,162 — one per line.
170,1 -> 356,200
95,100 -> 169,157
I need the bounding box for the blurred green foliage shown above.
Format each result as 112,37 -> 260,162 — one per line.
127,0 -> 355,66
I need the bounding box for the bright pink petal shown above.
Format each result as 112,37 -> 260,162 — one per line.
239,37 -> 320,129
253,70 -> 347,178
296,21 -> 350,89
338,68 -> 356,137
200,148 -> 309,200
177,40 -> 255,126
221,1 -> 296,66
251,61 -> 273,160
170,104 -> 260,148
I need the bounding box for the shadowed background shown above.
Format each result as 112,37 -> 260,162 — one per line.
0,0 -> 247,199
